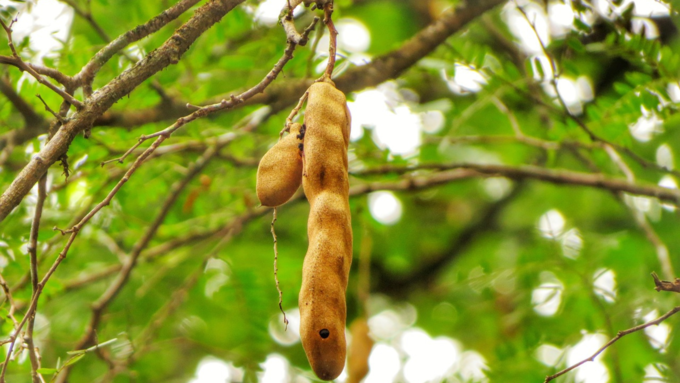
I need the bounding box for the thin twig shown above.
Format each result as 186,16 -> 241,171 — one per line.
0,19 -> 82,109
490,97 -> 524,136
651,272 -> 680,293
0,56 -> 73,86
24,175 -> 47,383
271,208 -> 288,328
284,90 -> 309,131
544,304 -> 680,382
637,217 -> 673,279
36,95 -> 66,123
322,2 -> 337,80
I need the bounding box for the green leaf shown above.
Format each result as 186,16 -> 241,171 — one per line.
567,37 -> 586,54
533,57 -> 545,80
62,354 -> 85,368
613,82 -> 634,95
36,368 -> 57,374
573,18 -> 591,33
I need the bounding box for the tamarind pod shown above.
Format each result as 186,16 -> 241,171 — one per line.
347,318 -> 373,383
301,81 -> 351,199
300,192 -> 352,380
299,79 -> 352,381
256,123 -> 303,207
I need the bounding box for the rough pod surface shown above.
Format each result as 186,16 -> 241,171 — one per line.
299,79 -> 352,381
256,123 -> 304,207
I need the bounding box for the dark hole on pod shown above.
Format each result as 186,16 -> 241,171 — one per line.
319,329 -> 330,339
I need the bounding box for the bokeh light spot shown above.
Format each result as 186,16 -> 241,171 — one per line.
368,191 -> 403,225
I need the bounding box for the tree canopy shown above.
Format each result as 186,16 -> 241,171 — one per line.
0,0 -> 680,382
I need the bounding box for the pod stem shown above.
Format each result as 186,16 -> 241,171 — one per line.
271,207 -> 289,329
322,2 -> 338,81
283,90 -> 309,134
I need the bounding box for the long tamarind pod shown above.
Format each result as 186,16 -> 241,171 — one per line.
299,79 -> 352,381
256,123 -> 304,207
301,80 -> 350,198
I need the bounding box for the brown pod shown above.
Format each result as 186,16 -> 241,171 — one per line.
347,318 -> 373,383
256,123 -> 304,207
299,79 -> 352,381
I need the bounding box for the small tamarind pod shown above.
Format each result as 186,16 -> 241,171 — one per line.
299,79 -> 352,381
256,123 -> 304,207
347,317 -> 373,383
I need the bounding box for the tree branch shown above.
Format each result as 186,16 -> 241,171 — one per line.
0,56 -> 74,87
89,0 -> 506,130
73,0 -> 203,96
353,163 -> 680,204
0,0 -> 246,222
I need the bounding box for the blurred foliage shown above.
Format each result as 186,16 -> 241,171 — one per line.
0,0 -> 680,382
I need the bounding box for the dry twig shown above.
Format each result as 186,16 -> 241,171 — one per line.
545,294 -> 680,382
651,271 -> 680,293
271,208 -> 288,328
